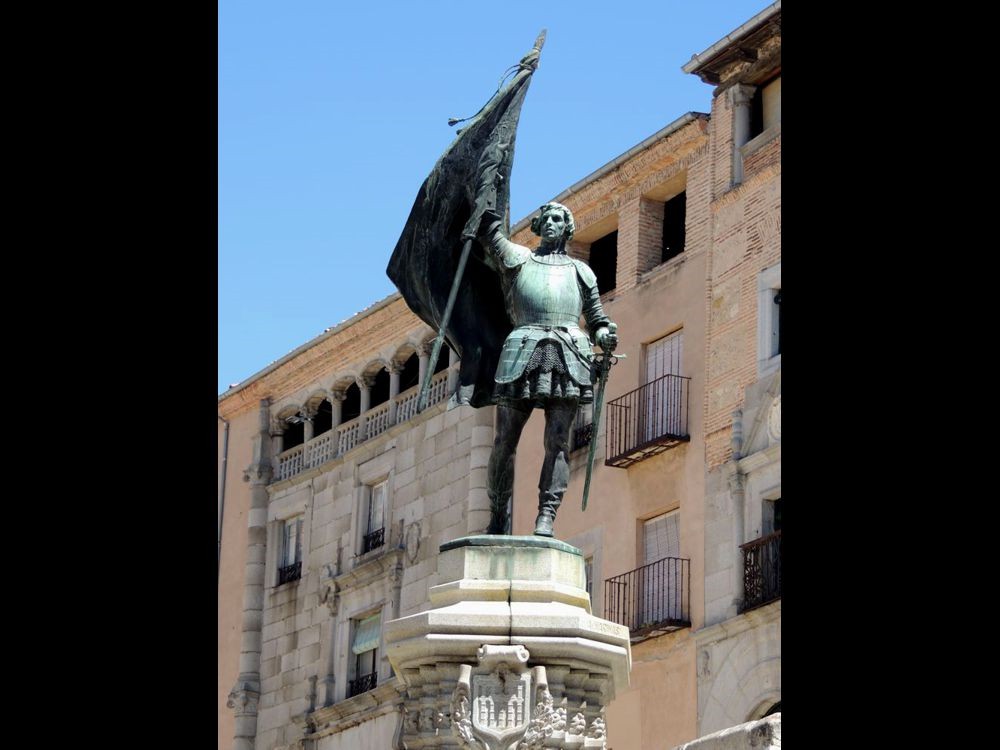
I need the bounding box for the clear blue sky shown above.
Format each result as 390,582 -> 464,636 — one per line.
219,0 -> 772,395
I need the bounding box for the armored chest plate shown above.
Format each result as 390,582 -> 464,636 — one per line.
508,256 -> 582,328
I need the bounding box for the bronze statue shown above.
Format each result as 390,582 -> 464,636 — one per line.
478,203 -> 616,535
387,32 -> 618,537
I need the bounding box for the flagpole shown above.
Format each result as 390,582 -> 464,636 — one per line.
417,236 -> 474,412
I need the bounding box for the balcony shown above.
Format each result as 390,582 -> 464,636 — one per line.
604,556 -> 690,643
348,671 -> 377,698
274,369 -> 450,482
740,530 -> 781,612
362,527 -> 384,554
277,561 -> 301,585
605,374 -> 690,468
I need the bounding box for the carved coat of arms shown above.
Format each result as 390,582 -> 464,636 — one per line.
451,645 -> 547,750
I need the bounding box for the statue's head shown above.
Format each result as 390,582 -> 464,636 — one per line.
530,202 -> 575,243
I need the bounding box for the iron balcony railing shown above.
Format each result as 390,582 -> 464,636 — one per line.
740,530 -> 782,612
348,671 -> 377,698
277,561 -> 301,585
605,374 -> 691,468
571,409 -> 593,452
362,527 -> 385,554
604,556 -> 690,642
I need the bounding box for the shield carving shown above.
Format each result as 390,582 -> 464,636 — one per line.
452,645 -> 544,750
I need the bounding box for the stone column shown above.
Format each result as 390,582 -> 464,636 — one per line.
321,578 -> 340,708
269,419 -> 284,478
357,375 -> 374,441
301,405 -> 316,466
447,346 -> 460,395
228,399 -> 273,750
386,536 -> 631,750
387,362 -> 402,426
728,469 -> 746,616
417,342 -> 431,392
729,84 -> 756,186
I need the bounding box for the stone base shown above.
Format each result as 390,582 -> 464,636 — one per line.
385,535 -> 631,749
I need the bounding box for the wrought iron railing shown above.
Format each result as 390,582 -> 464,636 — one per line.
348,671 -> 377,698
606,373 -> 690,467
571,409 -> 593,452
362,527 -> 385,554
604,556 -> 690,639
740,530 -> 781,612
277,561 -> 302,585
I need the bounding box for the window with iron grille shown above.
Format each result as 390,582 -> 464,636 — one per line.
643,330 -> 684,439
278,516 -> 303,585
362,480 -> 387,554
349,613 -> 381,698
642,511 -> 682,623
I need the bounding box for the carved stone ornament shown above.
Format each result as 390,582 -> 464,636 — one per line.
767,395 -> 781,442
227,681 -> 260,717
451,645 -> 542,750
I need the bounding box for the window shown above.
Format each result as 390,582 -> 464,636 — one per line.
362,480 -> 387,553
349,613 -> 381,697
642,511 -> 682,623
589,230 -> 618,294
757,263 -> 781,376
278,516 -> 303,584
584,556 -> 594,602
763,497 -> 782,535
661,191 -> 686,264
643,330 -> 684,440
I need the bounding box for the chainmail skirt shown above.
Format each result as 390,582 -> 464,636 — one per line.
493,340 -> 594,408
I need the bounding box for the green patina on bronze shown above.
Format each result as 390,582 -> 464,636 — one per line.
440,534 -> 583,557
387,35 -> 620,541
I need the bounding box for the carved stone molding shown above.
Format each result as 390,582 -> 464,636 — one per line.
227,681 -> 260,718
767,395 -> 781,442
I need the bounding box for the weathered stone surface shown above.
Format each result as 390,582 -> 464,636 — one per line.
673,713 -> 780,750
386,538 -> 630,749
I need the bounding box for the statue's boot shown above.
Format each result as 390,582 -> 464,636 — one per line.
534,491 -> 562,537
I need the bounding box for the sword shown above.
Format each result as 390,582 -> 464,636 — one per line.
582,323 -> 623,512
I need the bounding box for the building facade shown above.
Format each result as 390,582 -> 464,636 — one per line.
219,3 -> 780,748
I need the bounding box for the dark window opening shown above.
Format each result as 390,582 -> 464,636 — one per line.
350,649 -> 378,697
342,383 -> 361,423
763,701 -> 781,717
773,497 -> 782,532
661,192 -> 686,264
589,230 -> 618,295
313,399 -> 332,436
371,368 -> 391,407
773,290 -> 781,356
399,353 -> 420,392
283,420 -> 304,449
750,86 -> 764,140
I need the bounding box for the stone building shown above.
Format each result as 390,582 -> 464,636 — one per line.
218,3 -> 780,748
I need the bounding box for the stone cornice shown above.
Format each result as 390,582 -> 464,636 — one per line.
218,295 -> 427,419
737,442 -> 780,475
308,679 -> 406,738
510,115 -> 709,242
335,546 -> 404,594
693,599 -> 780,648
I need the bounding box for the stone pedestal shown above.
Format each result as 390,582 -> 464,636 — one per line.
385,536 -> 631,749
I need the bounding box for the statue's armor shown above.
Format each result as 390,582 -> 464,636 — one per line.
486,228 -> 610,389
